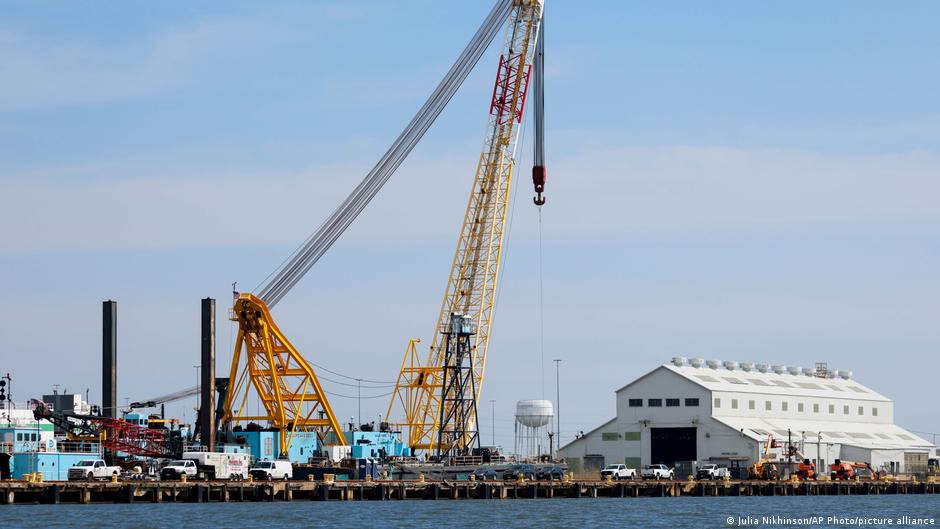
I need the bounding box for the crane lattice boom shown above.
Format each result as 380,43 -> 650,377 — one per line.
389,0 -> 544,455
220,1 -> 520,455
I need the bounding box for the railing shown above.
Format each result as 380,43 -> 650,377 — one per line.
57,442 -> 101,454
454,455 -> 483,466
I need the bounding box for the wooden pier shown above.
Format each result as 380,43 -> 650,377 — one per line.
1,479 -> 937,505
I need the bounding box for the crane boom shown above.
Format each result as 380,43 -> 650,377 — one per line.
220,0 -> 518,456
389,0 -> 544,455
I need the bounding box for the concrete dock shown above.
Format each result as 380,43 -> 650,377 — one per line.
2,479 -> 938,504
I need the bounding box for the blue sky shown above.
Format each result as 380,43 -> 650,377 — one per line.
1,1 -> 938,450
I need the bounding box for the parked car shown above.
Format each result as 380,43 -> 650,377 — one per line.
640,464 -> 675,480
471,467 -> 498,481
502,464 -> 536,480
600,464 -> 637,480
249,460 -> 293,481
696,464 -> 730,480
536,465 -> 566,481
68,459 -> 122,481
160,460 -> 198,480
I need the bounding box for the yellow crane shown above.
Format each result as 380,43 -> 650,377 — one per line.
220,0 -> 543,457
387,0 -> 545,457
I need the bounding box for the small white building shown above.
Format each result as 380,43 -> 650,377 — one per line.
558,358 -> 933,477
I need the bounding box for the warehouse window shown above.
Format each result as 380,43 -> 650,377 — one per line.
685,398 -> 699,407
843,405 -> 849,415
714,398 -> 721,409
828,404 -> 835,414
858,406 -> 864,416
666,398 -> 680,407
814,403 -> 819,413
731,399 -> 738,409
748,400 -> 755,410
872,407 -> 878,417
601,433 -> 619,441
782,402 -> 788,412
765,401 -> 772,411
624,432 -> 641,441
648,398 -> 662,407
798,403 -> 804,413
628,399 -> 643,407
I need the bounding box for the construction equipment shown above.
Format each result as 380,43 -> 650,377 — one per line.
830,459 -> 878,480
748,434 -> 780,480
30,400 -> 176,459
387,0 -> 545,458
796,458 -> 816,480
219,1 -> 541,457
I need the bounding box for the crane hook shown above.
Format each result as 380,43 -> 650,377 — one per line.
532,165 -> 546,206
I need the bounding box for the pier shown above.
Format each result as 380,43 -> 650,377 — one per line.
2,479 -> 937,505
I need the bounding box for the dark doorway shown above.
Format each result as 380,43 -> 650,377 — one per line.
0,454 -> 10,480
650,427 -> 696,466
583,454 -> 605,473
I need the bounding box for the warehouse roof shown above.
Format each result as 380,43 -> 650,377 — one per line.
714,416 -> 933,450
618,361 -> 891,402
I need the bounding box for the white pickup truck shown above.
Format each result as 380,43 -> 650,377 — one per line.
600,464 -> 637,480
697,464 -> 731,480
68,459 -> 122,481
640,464 -> 675,480
161,460 -> 199,480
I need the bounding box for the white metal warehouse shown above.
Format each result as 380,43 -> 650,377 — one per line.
558,358 -> 933,477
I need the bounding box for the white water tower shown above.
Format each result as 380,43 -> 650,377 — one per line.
514,399 -> 553,458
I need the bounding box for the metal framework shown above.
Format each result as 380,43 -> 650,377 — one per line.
220,294 -> 344,456
436,314 -> 481,458
388,0 -> 544,452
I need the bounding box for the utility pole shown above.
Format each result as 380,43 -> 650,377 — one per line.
553,359 -> 561,453
356,378 -> 362,429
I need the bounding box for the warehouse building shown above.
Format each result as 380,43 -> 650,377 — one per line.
558,358 -> 933,478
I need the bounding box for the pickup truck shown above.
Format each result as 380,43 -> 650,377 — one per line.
640,464 -> 675,480
696,464 -> 730,480
600,464 -> 637,480
160,459 -> 198,480
68,459 -> 122,481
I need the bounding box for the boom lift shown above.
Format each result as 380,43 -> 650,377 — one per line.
219,0 -> 546,458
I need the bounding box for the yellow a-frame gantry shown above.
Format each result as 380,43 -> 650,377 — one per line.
221,293 -> 345,455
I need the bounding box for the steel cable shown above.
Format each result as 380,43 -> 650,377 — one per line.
259,0 -> 513,308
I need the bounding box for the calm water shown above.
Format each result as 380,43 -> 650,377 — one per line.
3,495 -> 939,528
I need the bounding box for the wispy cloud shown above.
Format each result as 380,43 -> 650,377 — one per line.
0,4 -> 363,110
2,142 -> 937,251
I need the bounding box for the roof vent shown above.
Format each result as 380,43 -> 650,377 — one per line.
740,362 -> 754,372
787,366 -> 801,376
756,363 -> 769,373
771,365 -> 786,375
671,356 -> 687,367
690,358 -> 705,368
706,359 -> 720,369
723,360 -> 738,370
838,370 -> 852,380
802,367 -> 814,376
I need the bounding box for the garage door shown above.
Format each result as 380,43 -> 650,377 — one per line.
650,427 -> 696,466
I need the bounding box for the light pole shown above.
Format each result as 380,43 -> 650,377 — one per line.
490,399 -> 496,446
553,359 -> 561,455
